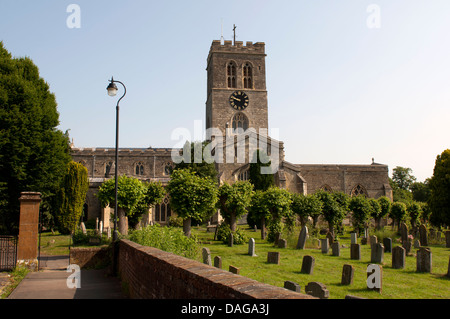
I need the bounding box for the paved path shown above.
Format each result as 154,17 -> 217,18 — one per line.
8,255 -> 126,299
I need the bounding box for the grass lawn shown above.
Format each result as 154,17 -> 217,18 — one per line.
191,225 -> 450,299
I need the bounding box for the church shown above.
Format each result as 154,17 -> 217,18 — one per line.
71,39 -> 393,229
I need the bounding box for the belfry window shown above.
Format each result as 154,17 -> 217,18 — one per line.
243,62 -> 253,89
135,162 -> 144,176
232,112 -> 249,133
227,62 -> 236,88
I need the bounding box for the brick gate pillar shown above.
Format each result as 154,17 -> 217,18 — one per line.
17,192 -> 41,266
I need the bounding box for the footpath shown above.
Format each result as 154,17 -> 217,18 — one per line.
7,255 -> 127,299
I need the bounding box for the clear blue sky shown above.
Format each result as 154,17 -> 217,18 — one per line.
1,0 -> 450,183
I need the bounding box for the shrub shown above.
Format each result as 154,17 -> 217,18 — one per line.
129,224 -> 200,259
216,222 -> 247,245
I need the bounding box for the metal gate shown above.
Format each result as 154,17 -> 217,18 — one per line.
0,236 -> 17,271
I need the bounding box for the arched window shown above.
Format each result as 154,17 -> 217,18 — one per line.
135,162 -> 144,176
154,196 -> 171,223
227,62 -> 236,88
232,112 -> 249,134
163,162 -> 173,176
243,62 -> 253,89
351,184 -> 368,197
238,170 -> 249,181
320,184 -> 333,192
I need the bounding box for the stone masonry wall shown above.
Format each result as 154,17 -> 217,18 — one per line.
117,239 -> 314,299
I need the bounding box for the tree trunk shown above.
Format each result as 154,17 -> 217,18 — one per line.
260,217 -> 266,240
118,207 -> 128,236
183,217 -> 192,237
230,213 -> 237,232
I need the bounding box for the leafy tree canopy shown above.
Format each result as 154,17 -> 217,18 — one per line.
428,149 -> 450,227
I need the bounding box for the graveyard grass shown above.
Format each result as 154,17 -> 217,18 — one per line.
191,226 -> 450,299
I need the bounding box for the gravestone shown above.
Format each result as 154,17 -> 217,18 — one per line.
367,264 -> 382,294
214,256 -> 222,269
350,244 -> 361,260
202,247 -> 212,266
267,252 -> 280,265
228,233 -> 234,247
416,247 -> 432,273
419,224 -> 428,246
321,238 -> 329,254
99,221 -> 103,234
331,242 -> 340,257
254,225 -> 257,232
248,238 -> 257,257
446,231 -> 450,248
300,255 -> 315,275
402,240 -> 412,255
429,228 -> 436,241
371,243 -> 384,264
296,226 -> 308,249
414,239 -> 421,249
326,232 -> 334,245
278,238 -> 287,248
305,282 -> 329,299
341,264 -> 354,285
274,232 -> 282,246
383,237 -> 392,253
95,218 -> 99,232
284,281 -> 301,293
350,232 -> 358,245
229,265 -> 240,275
80,222 -> 87,235
392,246 -> 406,269
400,222 -> 408,244
107,227 -> 111,238
369,235 -> 377,245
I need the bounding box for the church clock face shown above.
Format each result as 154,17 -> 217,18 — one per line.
229,91 -> 249,110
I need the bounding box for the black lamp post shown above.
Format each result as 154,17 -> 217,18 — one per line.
106,76 -> 126,242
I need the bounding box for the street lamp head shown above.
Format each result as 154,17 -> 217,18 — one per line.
107,77 -> 118,97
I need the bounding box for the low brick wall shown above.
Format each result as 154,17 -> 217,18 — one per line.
69,246 -> 112,269
117,239 -> 314,299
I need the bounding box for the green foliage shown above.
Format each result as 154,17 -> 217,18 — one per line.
216,222 -> 248,245
173,140 -> 218,181
217,181 -> 254,230
392,166 -> 417,191
410,179 -> 431,202
315,190 -> 347,234
428,149 -> 450,227
407,201 -> 422,229
262,187 -> 293,242
377,196 -> 392,218
167,168 -> 218,228
349,195 -> 372,234
129,224 -> 200,259
390,201 -> 407,227
0,42 -> 71,234
291,193 -> 323,226
55,161 -> 89,234
248,149 -> 274,191
247,190 -> 269,228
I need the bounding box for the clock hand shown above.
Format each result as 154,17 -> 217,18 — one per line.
231,96 -> 241,101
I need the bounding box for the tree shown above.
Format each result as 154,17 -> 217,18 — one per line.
173,141 -> 218,181
291,193 -> 323,228
217,181 -> 254,232
97,175 -> 146,236
262,187 -> 293,243
368,198 -> 381,229
0,42 -> 72,234
410,179 -> 431,203
392,166 -> 416,191
349,195 -> 372,235
130,181 -> 166,229
428,149 -> 450,227
390,201 -> 407,229
315,190 -> 347,236
377,196 -> 392,229
167,168 -> 218,237
407,201 -> 422,231
55,161 -> 89,234
249,149 -> 274,191
247,190 -> 270,239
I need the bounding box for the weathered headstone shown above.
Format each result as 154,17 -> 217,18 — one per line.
392,246 -> 406,269
400,222 -> 408,244
402,240 -> 412,255
321,238 -> 329,254
296,226 -> 308,249
229,265 -> 240,275
254,225 -> 257,232
414,239 -> 421,249
202,247 -> 211,266
267,252 -> 280,265
369,235 -> 378,245
331,241 -> 340,257
350,243 -> 361,260
350,232 -> 357,245
214,256 -> 222,269
80,222 -> 87,235
278,238 -> 287,248
371,243 -> 384,264
284,281 -> 301,293
419,224 -> 428,246
416,247 -> 432,273
248,238 -> 257,257
99,221 -> 103,234
300,255 -> 315,275
274,232 -> 282,246
446,231 -> 450,248
367,264 -> 382,294
383,237 -> 392,253
305,282 -> 329,299
341,264 -> 354,285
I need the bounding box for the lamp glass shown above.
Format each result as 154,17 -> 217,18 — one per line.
107,87 -> 118,97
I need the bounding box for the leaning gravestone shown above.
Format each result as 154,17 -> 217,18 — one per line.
416,247 -> 432,273
296,226 -> 308,249
202,247 -> 212,266
305,282 -> 329,299
267,252 -> 280,265
400,222 -> 408,244
300,255 -> 315,275
341,264 -> 354,285
321,238 -> 329,254
383,237 -> 392,253
392,246 -> 406,269
278,238 -> 287,248
331,242 -> 340,257
284,281 -> 301,293
419,224 -> 428,246
214,256 -> 222,269
350,243 -> 361,260
414,239 -> 421,249
229,265 -> 240,275
371,243 -> 384,264
248,238 -> 257,257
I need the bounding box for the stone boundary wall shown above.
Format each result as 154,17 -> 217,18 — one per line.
117,239 -> 314,299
